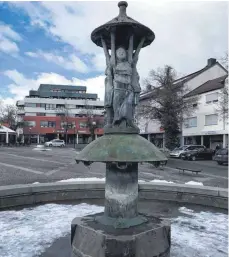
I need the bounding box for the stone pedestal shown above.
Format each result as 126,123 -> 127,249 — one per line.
71,213 -> 171,257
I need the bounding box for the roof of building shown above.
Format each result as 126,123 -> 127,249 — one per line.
28,84 -> 97,99
140,60 -> 227,101
184,75 -> 228,98
38,84 -> 87,91
0,125 -> 16,133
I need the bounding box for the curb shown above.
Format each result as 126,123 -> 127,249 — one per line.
0,182 -> 227,210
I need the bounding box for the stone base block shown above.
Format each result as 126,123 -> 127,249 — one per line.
71,212 -> 170,257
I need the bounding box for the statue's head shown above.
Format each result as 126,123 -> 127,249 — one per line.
116,46 -> 127,61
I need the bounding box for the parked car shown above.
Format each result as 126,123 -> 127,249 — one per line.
181,147 -> 214,161
169,145 -> 205,158
214,148 -> 228,165
44,139 -> 65,147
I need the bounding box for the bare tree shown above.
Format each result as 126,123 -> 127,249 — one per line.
217,52 -> 228,124
220,52 -> 228,70
137,65 -> 198,150
79,100 -> 104,141
0,104 -> 19,130
56,103 -> 73,144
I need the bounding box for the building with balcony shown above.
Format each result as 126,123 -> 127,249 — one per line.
137,58 -> 228,149
16,84 -> 104,144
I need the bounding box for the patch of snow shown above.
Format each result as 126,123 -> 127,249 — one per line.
0,203 -> 103,257
172,207 -> 228,257
185,181 -> 203,186
0,204 -> 227,257
150,179 -> 174,184
33,147 -> 51,151
58,178 -> 147,183
58,177 -> 105,183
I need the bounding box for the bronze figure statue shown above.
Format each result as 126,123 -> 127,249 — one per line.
91,1 -> 155,133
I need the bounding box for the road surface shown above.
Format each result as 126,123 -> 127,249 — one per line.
0,146 -> 227,188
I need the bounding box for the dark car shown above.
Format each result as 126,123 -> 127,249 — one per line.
214,148 -> 228,165
181,147 -> 214,161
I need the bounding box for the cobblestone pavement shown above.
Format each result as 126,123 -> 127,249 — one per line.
0,146 -> 227,188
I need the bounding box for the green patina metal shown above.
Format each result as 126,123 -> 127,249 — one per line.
75,134 -> 167,163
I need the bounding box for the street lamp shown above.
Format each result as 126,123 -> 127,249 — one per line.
29,127 -> 32,145
73,124 -> 76,148
92,121 -> 97,141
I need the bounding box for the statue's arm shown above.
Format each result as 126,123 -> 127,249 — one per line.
128,34 -> 134,63
133,37 -> 145,65
101,37 -> 110,66
110,30 -> 116,67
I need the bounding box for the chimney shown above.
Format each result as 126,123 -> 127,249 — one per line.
207,58 -> 217,67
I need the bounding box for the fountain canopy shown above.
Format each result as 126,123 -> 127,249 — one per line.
75,134 -> 167,165
91,1 -> 155,50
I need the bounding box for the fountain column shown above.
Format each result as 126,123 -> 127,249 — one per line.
71,2 -> 171,257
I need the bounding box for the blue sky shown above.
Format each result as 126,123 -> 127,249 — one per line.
0,1 -> 228,105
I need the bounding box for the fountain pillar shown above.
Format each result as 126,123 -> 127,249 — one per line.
71,2 -> 171,256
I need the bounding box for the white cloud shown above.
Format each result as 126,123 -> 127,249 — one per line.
0,38 -> 19,54
25,50 -> 88,73
3,70 -> 105,105
0,23 -> 22,41
9,1 -> 228,78
0,23 -> 21,55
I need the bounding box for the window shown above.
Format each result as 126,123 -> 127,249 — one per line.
186,146 -> 196,150
40,121 -> 56,127
79,122 -> 88,128
25,103 -> 36,107
184,117 -> 197,128
48,121 -> 56,128
37,113 -> 46,116
205,114 -> 218,125
45,104 -> 55,110
206,92 -> 218,103
40,121 -> 48,127
25,121 -> 36,127
60,122 -> 74,128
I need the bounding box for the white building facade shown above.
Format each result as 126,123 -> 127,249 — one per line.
182,76 -> 228,149
138,58 -> 228,149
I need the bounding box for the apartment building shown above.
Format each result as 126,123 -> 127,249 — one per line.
182,75 -> 228,148
16,84 -> 104,144
138,58 -> 228,149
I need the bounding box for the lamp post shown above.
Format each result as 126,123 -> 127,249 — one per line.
29,127 -> 32,145
92,121 -> 96,141
73,125 -> 76,148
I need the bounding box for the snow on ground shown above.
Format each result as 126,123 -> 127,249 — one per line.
32,179 -> 204,186
0,204 -> 227,257
0,203 -> 103,257
172,207 -> 228,257
185,181 -> 203,186
149,179 -> 174,183
58,177 -> 105,182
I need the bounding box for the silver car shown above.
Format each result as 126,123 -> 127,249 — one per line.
45,139 -> 65,147
169,145 -> 205,158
